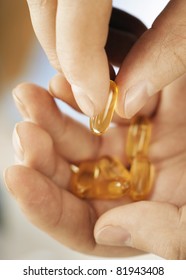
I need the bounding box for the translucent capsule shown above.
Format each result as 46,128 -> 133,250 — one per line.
90,80 -> 118,135
70,161 -> 96,198
126,115 -> 151,161
129,156 -> 154,201
70,157 -> 131,199
96,156 -> 130,180
87,178 -> 130,199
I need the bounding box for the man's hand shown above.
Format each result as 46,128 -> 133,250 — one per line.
4,72 -> 186,259
26,0 -> 186,119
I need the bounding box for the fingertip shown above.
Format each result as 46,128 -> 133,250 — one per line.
65,58 -> 110,117
55,0 -> 111,117
71,85 -> 95,117
3,165 -> 27,198
49,74 -> 70,97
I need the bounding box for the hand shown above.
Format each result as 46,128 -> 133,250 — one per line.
26,0 -> 186,118
4,83 -> 141,258
95,73 -> 186,260
25,1 -> 145,116
4,72 -> 186,259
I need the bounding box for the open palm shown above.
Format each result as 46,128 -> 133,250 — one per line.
5,73 -> 186,259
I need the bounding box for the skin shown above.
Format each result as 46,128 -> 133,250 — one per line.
25,0 -> 186,117
3,1 -> 186,259
4,71 -> 186,259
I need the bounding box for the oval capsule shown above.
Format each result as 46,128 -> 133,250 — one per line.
129,156 -> 154,201
70,156 -> 131,199
90,80 -> 118,135
86,179 -> 130,200
70,161 -> 96,198
126,115 -> 151,161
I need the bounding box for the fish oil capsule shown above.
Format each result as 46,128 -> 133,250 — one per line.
96,156 -> 130,181
130,156 -> 154,201
71,175 -> 130,200
70,161 -> 96,198
91,156 -> 131,199
126,115 -> 151,161
70,157 -> 131,199
90,80 -> 118,135
87,178 -> 130,199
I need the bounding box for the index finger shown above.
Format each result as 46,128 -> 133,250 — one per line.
56,0 -> 112,116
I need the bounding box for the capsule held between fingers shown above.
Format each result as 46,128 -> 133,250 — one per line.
90,80 -> 118,135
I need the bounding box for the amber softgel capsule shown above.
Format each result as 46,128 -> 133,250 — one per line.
70,157 -> 131,199
125,115 -> 154,200
126,115 -> 151,161
90,80 -> 118,135
129,156 -> 154,201
71,86 -> 154,201
70,114 -> 154,201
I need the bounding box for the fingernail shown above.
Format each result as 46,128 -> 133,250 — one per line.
124,80 -> 153,119
96,226 -> 131,247
71,85 -> 94,117
13,124 -> 24,162
12,90 -> 30,119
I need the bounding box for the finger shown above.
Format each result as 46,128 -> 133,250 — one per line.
3,165 -> 96,253
116,0 -> 186,118
49,73 -> 159,125
49,74 -> 80,112
13,84 -> 130,163
12,83 -> 99,162
13,121 -> 70,188
26,0 -> 60,70
49,62 -> 116,113
155,73 -> 186,123
95,201 -> 186,259
56,0 -> 112,116
4,165 -> 141,257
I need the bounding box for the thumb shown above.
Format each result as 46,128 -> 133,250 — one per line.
116,0 -> 186,118
95,201 -> 186,259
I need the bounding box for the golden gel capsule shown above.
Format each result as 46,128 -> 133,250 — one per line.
70,157 -> 131,199
130,156 -> 154,201
90,80 -> 118,135
87,178 -> 130,199
96,156 -> 130,181
126,115 -> 151,161
70,161 -> 96,198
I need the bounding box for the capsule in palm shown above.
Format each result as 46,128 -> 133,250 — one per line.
129,156 -> 154,201
70,156 -> 131,199
126,115 -> 151,161
70,161 -> 95,198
